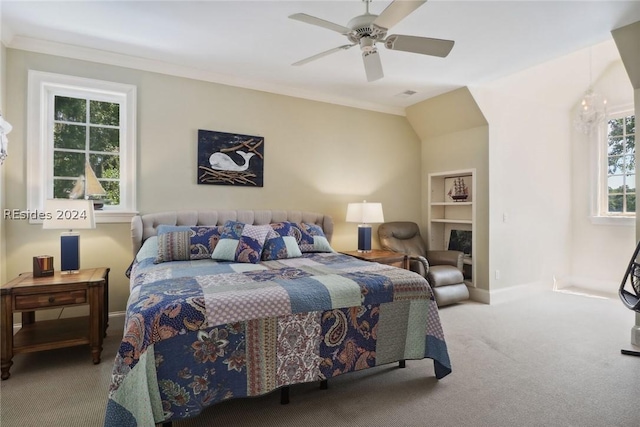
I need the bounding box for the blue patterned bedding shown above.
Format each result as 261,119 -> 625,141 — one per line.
104,242 -> 451,426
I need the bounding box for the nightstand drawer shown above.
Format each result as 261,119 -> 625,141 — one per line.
15,290 -> 87,310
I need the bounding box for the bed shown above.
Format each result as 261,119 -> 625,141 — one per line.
104,210 -> 451,427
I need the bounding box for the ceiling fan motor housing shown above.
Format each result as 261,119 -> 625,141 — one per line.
346,13 -> 387,48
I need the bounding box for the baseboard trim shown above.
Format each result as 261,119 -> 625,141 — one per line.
468,287 -> 490,304
486,281 -> 550,305
467,281 -> 552,305
556,275 -> 619,297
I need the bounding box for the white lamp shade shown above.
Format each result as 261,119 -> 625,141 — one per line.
346,202 -> 384,224
43,199 -> 96,230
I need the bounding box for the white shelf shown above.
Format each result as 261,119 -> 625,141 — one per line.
431,202 -> 472,206
428,169 -> 476,287
431,218 -> 472,224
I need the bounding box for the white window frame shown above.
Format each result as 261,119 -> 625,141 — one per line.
27,71 -> 137,223
591,104 -> 635,226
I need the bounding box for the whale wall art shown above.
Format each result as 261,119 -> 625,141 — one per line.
197,129 -> 264,187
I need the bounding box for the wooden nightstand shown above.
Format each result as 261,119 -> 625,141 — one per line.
341,249 -> 409,270
0,267 -> 109,380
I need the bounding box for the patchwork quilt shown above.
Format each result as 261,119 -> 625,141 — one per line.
104,247 -> 451,427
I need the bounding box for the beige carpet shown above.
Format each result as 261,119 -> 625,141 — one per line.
1,287 -> 639,427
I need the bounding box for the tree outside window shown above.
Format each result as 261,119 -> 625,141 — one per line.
53,96 -> 121,205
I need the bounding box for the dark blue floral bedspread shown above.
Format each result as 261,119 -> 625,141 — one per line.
104,248 -> 451,427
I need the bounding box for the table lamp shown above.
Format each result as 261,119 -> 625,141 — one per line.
43,199 -> 96,273
346,201 -> 384,252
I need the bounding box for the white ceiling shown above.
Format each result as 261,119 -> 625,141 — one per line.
2,1 -> 640,114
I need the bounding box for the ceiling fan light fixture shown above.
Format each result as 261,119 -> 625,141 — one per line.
360,36 -> 376,52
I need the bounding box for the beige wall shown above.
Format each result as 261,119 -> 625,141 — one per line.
405,36 -> 636,304
471,38 -> 636,300
4,48 -> 422,314
1,42 -> 6,284
406,88 -> 490,295
570,54 -> 635,293
472,69 -> 574,298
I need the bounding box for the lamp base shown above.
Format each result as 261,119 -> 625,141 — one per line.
60,232 -> 80,273
357,225 -> 372,252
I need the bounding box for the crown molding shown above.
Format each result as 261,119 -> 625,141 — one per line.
6,35 -> 405,116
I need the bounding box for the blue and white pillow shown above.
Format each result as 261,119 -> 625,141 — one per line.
291,222 -> 334,253
155,225 -> 221,263
261,222 -> 303,261
211,221 -> 271,263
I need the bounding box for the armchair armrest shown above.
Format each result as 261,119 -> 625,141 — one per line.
426,250 -> 464,270
408,255 -> 429,277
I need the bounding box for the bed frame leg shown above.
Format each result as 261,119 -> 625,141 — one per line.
398,359 -> 406,368
280,386 -> 290,404
319,379 -> 328,390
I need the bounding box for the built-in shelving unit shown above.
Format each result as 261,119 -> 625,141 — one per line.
428,169 -> 476,287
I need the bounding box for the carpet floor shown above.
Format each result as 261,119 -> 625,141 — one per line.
1,286 -> 638,427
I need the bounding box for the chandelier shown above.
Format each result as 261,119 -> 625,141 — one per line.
574,50 -> 607,135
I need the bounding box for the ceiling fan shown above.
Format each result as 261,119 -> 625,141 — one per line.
289,0 -> 454,82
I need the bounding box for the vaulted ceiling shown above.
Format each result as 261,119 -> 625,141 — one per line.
3,1 -> 640,114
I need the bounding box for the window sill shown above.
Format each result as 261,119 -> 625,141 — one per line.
95,210 -> 138,224
590,215 -> 635,226
28,210 -> 137,225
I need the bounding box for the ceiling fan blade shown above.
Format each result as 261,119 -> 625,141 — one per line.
362,50 -> 384,82
292,44 -> 355,66
373,0 -> 427,30
289,13 -> 351,34
385,34 -> 454,57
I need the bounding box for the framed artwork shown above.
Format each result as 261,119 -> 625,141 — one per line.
197,129 -> 264,187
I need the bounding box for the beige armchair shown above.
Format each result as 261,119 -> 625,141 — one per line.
378,221 -> 469,307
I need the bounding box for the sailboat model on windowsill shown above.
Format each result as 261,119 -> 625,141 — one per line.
68,161 -> 107,210
447,177 -> 469,202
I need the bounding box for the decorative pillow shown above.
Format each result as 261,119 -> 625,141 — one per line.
155,225 -> 221,263
261,222 -> 303,261
137,236 -> 158,262
211,221 -> 271,263
291,222 -> 334,253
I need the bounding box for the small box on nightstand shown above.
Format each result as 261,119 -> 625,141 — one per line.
33,255 -> 54,277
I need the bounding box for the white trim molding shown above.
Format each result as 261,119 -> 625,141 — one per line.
591,104 -> 635,223
12,35 -> 405,117
27,70 -> 137,223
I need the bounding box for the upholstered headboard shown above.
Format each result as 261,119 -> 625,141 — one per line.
131,210 -> 334,256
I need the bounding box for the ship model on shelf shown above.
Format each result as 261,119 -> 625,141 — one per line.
447,177 -> 469,202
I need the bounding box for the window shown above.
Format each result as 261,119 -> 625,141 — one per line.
27,71 -> 136,223
604,113 -> 635,216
